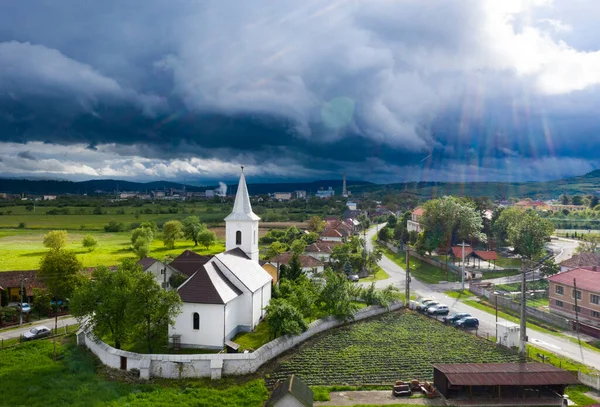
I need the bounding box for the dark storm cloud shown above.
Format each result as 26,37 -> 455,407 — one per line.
17,151 -> 36,160
0,0 -> 600,181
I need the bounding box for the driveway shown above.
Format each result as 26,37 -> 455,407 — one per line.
364,226 -> 600,371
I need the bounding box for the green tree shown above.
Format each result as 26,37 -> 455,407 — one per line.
276,276 -> 320,321
38,249 -> 83,332
197,229 -> 217,249
281,253 -> 303,281
560,194 -> 570,205
182,216 -> 206,246
129,271 -> 182,353
493,207 -> 522,246
32,288 -> 51,318
590,196 -> 599,209
318,270 -> 358,322
507,211 -> 554,259
575,233 -> 600,254
540,259 -> 560,278
571,195 -> 583,206
386,214 -> 397,229
290,239 -> 307,255
71,263 -> 135,349
132,236 -> 150,259
81,235 -> 98,252
169,272 -> 188,289
264,241 -> 286,261
307,216 -> 326,233
264,298 -> 308,338
43,230 -> 68,251
162,220 -> 183,249
377,227 -> 392,242
131,225 -> 154,246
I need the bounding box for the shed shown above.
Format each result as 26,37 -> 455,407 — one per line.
471,250 -> 498,269
433,363 -> 578,406
266,375 -> 314,407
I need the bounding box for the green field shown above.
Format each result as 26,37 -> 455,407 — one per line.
0,338 -> 268,407
379,246 -> 460,284
265,311 -> 524,386
0,229 -> 225,271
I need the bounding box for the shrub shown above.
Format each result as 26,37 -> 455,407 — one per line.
104,220 -> 125,232
18,222 -> 26,228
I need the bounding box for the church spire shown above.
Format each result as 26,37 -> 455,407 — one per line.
224,168 -> 260,222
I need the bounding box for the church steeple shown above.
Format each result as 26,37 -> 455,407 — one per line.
225,168 -> 260,262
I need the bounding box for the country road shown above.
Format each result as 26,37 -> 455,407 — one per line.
0,316 -> 78,341
364,225 -> 600,371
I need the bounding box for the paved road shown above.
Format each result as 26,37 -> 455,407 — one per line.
364,226 -> 600,371
0,316 -> 78,340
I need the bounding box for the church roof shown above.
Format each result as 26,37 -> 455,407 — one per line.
215,249 -> 272,292
177,262 -> 242,305
169,250 -> 213,277
224,172 -> 260,222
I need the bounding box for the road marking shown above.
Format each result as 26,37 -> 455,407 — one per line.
530,337 -> 561,350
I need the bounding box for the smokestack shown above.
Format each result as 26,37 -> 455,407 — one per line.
342,172 -> 347,197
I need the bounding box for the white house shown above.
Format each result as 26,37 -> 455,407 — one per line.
407,207 -> 424,233
137,257 -> 178,289
168,170 -> 272,349
304,241 -> 340,262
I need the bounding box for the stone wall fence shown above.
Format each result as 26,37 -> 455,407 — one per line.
77,302 -> 404,380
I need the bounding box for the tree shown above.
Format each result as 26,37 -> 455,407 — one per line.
129,271 -> 182,353
169,272 -> 188,289
32,288 -> 51,318
264,298 -> 308,339
276,276 -> 320,321
575,233 -> 600,254
162,220 -> 183,249
386,214 -> 397,229
560,194 -> 570,205
307,216 -> 326,233
81,235 -> 98,252
290,239 -> 307,255
540,259 -> 560,278
132,236 -> 150,259
377,227 -> 392,242
507,211 -> 554,259
590,195 -> 599,209
571,195 -> 583,206
197,229 -> 217,249
43,230 -> 68,251
71,263 -> 135,349
182,216 -> 206,246
493,207 -> 522,246
38,249 -> 83,332
318,270 -> 358,322
131,225 -> 154,246
281,253 -> 303,281
104,220 -> 125,232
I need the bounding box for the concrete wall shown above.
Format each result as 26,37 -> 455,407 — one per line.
78,302 -> 403,380
579,372 -> 600,391
469,284 -> 571,330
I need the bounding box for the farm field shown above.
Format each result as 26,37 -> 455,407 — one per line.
265,311 -> 524,386
0,338 -> 269,407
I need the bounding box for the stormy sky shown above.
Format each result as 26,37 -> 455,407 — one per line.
1,0 -> 600,184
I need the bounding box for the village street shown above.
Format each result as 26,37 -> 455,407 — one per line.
364,226 -> 600,371
0,315 -> 77,341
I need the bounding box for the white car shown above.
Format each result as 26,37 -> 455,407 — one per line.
427,304 -> 449,315
16,303 -> 31,313
23,326 -> 51,341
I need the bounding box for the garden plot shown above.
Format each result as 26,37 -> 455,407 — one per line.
266,311 -> 524,386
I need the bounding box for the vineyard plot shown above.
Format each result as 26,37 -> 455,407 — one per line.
267,311 -> 524,386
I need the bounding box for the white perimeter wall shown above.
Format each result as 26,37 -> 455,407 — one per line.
79,302 -> 403,380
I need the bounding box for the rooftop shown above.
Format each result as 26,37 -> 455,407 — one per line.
271,252 -> 324,268
560,253 -> 600,268
548,267 -> 600,293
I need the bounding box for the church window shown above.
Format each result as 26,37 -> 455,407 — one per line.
193,312 -> 200,330
236,230 -> 242,245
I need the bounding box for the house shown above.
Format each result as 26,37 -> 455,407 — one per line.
304,241 -> 341,261
320,228 -> 343,242
514,199 -> 550,211
168,170 -> 272,349
559,253 -> 600,272
407,207 -> 424,233
43,195 -> 57,201
549,204 -> 587,212
315,187 -> 334,198
266,375 -> 314,407
260,261 -> 279,285
0,270 -> 43,303
269,253 -> 325,277
137,257 -> 178,289
294,190 -> 307,199
274,192 -> 292,201
346,201 -> 357,211
548,268 -> 600,333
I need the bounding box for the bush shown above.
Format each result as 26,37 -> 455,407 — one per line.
18,222 -> 26,228
104,220 -> 125,232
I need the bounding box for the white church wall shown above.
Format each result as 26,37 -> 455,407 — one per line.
260,282 -> 271,319
224,295 -> 247,341
169,303 -> 225,348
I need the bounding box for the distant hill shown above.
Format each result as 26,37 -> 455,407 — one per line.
0,178 -> 372,196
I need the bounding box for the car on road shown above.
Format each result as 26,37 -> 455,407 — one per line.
443,312 -> 471,324
347,274 -> 359,282
418,301 -> 439,312
415,299 -> 436,311
16,303 -> 31,313
427,304 -> 449,315
23,326 -> 51,341
454,317 -> 479,329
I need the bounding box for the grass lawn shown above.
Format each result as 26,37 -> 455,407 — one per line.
232,320 -> 273,351
493,256 -> 523,268
0,229 -> 225,271
378,245 -> 460,284
480,269 -> 522,279
564,385 -> 599,406
0,337 -> 269,407
527,343 -> 598,375
360,265 -> 390,282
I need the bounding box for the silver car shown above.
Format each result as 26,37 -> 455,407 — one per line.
23,326 -> 51,341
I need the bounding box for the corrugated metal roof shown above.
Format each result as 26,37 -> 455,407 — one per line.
472,251 -> 498,261
433,363 -> 579,386
450,247 -> 473,259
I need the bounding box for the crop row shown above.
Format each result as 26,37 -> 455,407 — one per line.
266,311 -> 524,386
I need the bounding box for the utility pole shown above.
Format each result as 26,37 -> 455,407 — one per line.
574,278 -> 581,344
457,241 -> 469,291
19,276 -> 24,326
519,258 -> 527,354
405,246 -> 411,307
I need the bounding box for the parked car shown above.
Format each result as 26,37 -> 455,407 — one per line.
443,312 -> 471,324
347,274 -> 359,282
418,301 -> 439,312
416,299 -> 436,311
16,303 -> 31,313
50,299 -> 63,307
23,326 -> 51,341
427,304 -> 449,315
454,317 -> 479,329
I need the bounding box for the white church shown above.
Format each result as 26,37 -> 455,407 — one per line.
168,170 -> 272,349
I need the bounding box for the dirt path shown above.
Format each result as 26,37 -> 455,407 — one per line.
315,391 -> 445,406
